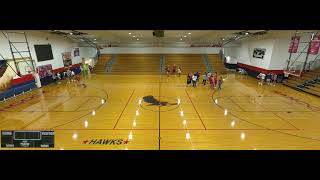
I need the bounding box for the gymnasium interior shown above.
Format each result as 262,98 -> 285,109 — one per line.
0,30 -> 320,150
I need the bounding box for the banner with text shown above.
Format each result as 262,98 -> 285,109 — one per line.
288,36 -> 300,53
308,33 -> 320,55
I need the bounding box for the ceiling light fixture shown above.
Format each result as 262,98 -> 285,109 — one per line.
133,35 -> 136,38
188,32 -> 191,35
129,32 -> 131,35
69,32 -> 73,35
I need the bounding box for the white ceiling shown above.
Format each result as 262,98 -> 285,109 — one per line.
77,30 -> 241,47
43,30 -> 316,47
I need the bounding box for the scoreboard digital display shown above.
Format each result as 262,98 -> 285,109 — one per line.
1,130 -> 54,148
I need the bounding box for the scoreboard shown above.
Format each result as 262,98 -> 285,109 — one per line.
1,130 -> 54,148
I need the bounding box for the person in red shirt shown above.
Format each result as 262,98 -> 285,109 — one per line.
209,75 -> 215,89
172,64 -> 176,75
214,72 -> 218,87
165,65 -> 170,77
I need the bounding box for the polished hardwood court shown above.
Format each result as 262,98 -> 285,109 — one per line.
1,72 -> 320,150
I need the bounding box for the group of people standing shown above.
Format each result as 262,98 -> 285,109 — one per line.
187,72 -> 223,90
257,72 -> 278,86
164,64 -> 224,90
165,64 -> 182,77
48,62 -> 89,88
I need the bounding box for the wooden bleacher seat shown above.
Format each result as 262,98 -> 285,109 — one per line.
165,54 -> 206,75
92,55 -> 112,74
284,67 -> 320,97
207,54 -> 226,74
111,54 -> 160,75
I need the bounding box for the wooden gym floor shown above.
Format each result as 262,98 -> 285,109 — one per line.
1,72 -> 320,150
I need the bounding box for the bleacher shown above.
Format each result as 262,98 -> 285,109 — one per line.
207,54 -> 226,74
111,54 -> 160,75
283,68 -> 320,97
92,55 -> 112,74
165,54 -> 206,75
0,74 -> 37,101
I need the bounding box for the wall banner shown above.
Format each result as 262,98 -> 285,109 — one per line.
288,36 -> 300,53
308,33 -> 320,55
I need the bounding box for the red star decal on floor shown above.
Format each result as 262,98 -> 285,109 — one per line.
123,139 -> 129,144
83,140 -> 89,144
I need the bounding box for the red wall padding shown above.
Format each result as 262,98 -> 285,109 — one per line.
11,74 -> 35,86
10,63 -> 82,86
237,63 -> 284,74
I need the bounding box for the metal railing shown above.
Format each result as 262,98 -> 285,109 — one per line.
160,54 -> 165,74
106,55 -> 117,73
203,54 -> 213,73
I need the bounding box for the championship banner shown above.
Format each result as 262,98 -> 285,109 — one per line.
36,64 -> 52,78
308,33 -> 320,55
288,36 -> 300,53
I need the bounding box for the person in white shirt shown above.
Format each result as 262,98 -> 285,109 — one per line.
71,70 -> 76,82
192,74 -> 197,87
66,69 -> 72,83
202,72 -> 208,85
272,73 -> 277,86
177,67 -> 182,77
257,72 -> 266,85
57,72 -> 61,80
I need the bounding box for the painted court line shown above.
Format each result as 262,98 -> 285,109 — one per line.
74,98 -> 92,111
185,89 -> 207,130
113,89 -> 136,129
20,112 -> 49,130
55,128 -> 299,131
272,112 -> 300,130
